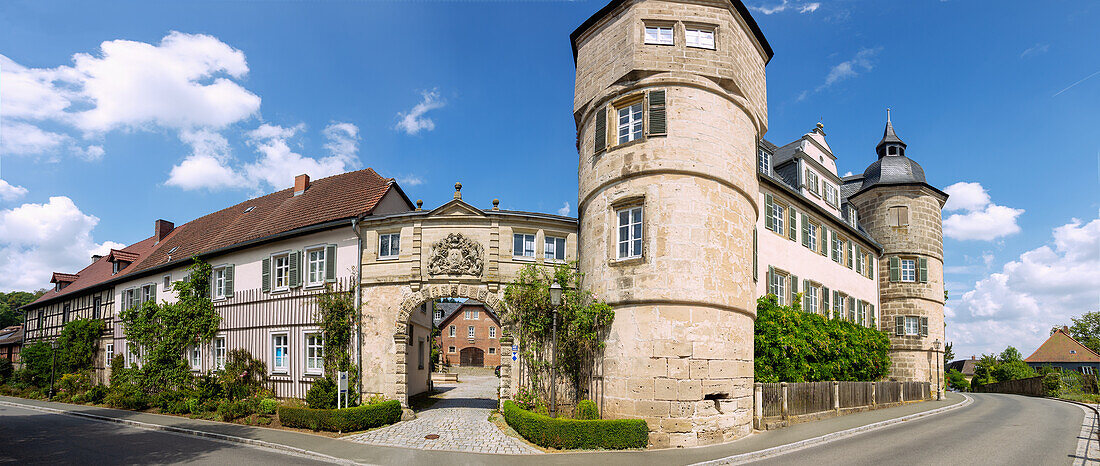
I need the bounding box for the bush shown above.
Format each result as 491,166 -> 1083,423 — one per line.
219,349 -> 268,400
194,374 -> 222,402
946,369 -> 970,392
157,390 -> 193,415
105,383 -> 149,410
259,398 -> 279,415
109,354 -> 128,386
576,400 -> 599,420
57,319 -> 106,374
216,398 -> 255,421
306,377 -> 337,409
502,401 -> 647,450
58,373 -> 91,394
85,384 -> 109,404
1043,372 -> 1063,396
278,400 -> 402,432
19,342 -> 53,387
0,358 -> 13,383
513,385 -> 544,413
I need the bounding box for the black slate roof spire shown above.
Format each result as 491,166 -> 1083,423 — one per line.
876,108 -> 907,158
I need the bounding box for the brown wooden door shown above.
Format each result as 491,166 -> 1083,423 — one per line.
460,347 -> 484,366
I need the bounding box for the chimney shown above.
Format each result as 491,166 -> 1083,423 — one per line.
91,254 -> 103,263
971,355 -> 976,360
154,219 -> 175,241
294,174 -> 310,196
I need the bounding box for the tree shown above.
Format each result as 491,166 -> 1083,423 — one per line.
0,290 -> 46,329
972,354 -> 999,386
1055,311 -> 1100,355
999,346 -> 1022,364
56,318 -> 106,374
943,341 -> 955,366
946,369 -> 969,392
993,360 -> 1037,382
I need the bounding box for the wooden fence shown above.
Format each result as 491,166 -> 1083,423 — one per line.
973,376 -> 1045,397
755,380 -> 932,429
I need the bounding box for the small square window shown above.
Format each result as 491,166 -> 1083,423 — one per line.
448,346 -> 456,354
379,233 -> 400,259
513,233 -> 535,258
617,102 -> 643,144
544,236 -> 567,261
685,27 -> 715,49
888,206 -> 910,227
900,259 -> 916,282
489,347 -> 496,354
644,25 -> 673,45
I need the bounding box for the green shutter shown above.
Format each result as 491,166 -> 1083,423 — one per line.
594,107 -> 607,154
647,90 -> 666,136
767,266 -> 776,296
920,317 -> 929,336
261,257 -> 271,292
889,256 -> 900,282
895,316 -> 905,336
325,245 -> 337,283
869,305 -> 876,329
151,284 -> 156,302
802,279 -> 811,311
225,265 -> 235,297
918,257 -> 928,283
765,194 -> 775,231
822,286 -> 830,312
847,242 -> 854,269
801,213 -> 810,248
788,208 -> 797,240
856,301 -> 864,326
856,245 -> 863,272
790,274 -> 799,306
289,251 -> 301,288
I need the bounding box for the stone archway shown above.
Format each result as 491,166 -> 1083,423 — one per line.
391,283 -> 515,408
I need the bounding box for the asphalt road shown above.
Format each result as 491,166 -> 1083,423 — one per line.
751,393 -> 1089,466
0,403 -> 331,465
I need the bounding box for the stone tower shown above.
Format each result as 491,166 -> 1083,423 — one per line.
571,0 -> 771,447
848,115 -> 948,396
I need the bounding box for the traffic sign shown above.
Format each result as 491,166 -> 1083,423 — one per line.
511,351 -> 518,362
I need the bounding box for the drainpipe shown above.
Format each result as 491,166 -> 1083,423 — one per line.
352,217 -> 364,400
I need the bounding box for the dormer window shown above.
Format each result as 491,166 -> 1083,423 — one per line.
758,148 -> 771,174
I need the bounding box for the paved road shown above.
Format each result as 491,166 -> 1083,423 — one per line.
750,393 -> 1089,465
0,403 -> 329,465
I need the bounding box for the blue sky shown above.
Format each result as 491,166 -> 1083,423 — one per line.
0,0 -> 1097,359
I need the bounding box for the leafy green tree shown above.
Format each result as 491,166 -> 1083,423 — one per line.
1055,311 -> 1100,355
56,318 -> 106,374
120,257 -> 220,394
946,369 -> 969,391
971,354 -> 999,386
0,290 -> 45,328
993,360 -> 1037,382
754,295 -> 891,382
18,341 -> 53,387
943,341 -> 955,366
999,346 -> 1023,363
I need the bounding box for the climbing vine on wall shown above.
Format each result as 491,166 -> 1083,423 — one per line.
313,281 -> 360,399
120,257 -> 220,393
501,263 -> 614,405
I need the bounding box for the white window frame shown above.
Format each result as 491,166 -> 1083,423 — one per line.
616,205 -> 643,259
489,326 -> 496,339
900,259 -> 917,282
617,102 -> 643,145
213,265 -> 228,300
214,337 -> 226,370
758,149 -> 770,174
272,253 -> 291,291
304,246 -> 327,286
685,27 -> 715,49
644,25 -> 673,45
772,203 -> 785,233
449,325 -> 456,337
271,332 -> 290,374
544,236 -> 566,261
140,283 -> 155,304
774,273 -> 787,306
163,275 -> 171,291
806,285 -> 819,313
513,233 -> 535,258
189,345 -> 201,370
807,223 -> 818,251
305,332 -> 324,375
379,233 -> 400,260
106,343 -> 114,363
904,316 -> 920,336
468,325 -> 475,340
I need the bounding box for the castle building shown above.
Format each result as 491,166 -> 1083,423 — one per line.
18,0 -> 945,450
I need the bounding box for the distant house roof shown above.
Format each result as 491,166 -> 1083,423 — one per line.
0,325 -> 24,346
946,358 -> 978,377
1025,327 -> 1100,364
437,300 -> 499,328
26,168 -> 407,309
434,302 -> 463,327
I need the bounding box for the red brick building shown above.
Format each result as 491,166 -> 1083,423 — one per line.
435,301 -> 502,367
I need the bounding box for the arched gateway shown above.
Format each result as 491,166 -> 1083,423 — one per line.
356,185 -> 576,407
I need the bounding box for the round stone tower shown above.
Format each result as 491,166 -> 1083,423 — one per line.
571,0 -> 771,447
848,116 -> 948,397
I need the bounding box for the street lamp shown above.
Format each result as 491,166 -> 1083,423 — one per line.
932,339 -> 942,400
549,280 -> 562,418
49,339 -> 58,399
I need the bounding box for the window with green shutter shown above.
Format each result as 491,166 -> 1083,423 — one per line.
790,274 -> 799,306
288,251 -> 301,288
594,107 -> 607,155
895,316 -> 905,336
801,213 -> 810,248
764,194 -> 775,231
261,257 -> 271,292
888,256 -> 900,282
847,242 -> 854,269
753,229 -> 758,281
647,90 -> 666,136
788,208 -> 797,240
918,257 -> 928,283
822,286 -> 830,312
767,266 -> 776,296
225,265 -> 234,298
325,244 -> 337,283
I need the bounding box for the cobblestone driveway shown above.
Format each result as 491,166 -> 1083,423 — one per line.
346,374 -> 539,454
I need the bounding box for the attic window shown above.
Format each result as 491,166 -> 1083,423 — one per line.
244,206 -> 255,213
1071,350 -> 1078,354
168,246 -> 180,254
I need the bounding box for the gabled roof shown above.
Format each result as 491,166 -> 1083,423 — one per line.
105,249 -> 140,263
1025,327 -> 1100,364
437,300 -> 500,328
28,236 -> 158,307
0,325 -> 23,346
50,273 -> 80,284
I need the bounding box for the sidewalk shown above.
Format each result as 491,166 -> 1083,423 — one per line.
0,392 -> 966,465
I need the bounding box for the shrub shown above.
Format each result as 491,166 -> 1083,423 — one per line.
19,342 -> 53,387
502,401 -> 647,450
259,398 -> 279,415
157,390 -> 193,415
109,355 -> 128,386
277,400 -> 402,432
57,319 -> 106,374
946,369 -> 970,392
105,383 -> 150,410
219,349 -> 268,400
306,377 -> 337,409
0,358 -> 13,383
58,373 -> 91,394
1043,372 -> 1062,396
216,398 -> 256,421
85,384 -> 109,404
513,385 -> 544,412
576,400 -> 599,420
194,374 -> 222,402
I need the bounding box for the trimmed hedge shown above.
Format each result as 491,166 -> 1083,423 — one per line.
278,400 -> 401,432
502,401 -> 648,450
576,400 -> 599,420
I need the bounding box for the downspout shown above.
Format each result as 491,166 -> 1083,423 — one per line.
352,217 -> 364,400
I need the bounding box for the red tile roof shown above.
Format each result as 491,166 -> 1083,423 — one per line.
1025,327 -> 1100,363
26,168 -> 402,309
105,249 -> 140,263
50,273 -> 81,284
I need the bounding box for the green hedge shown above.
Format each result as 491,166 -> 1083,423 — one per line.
278,400 -> 401,432
502,401 -> 648,450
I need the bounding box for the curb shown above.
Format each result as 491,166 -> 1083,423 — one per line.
0,399 -> 356,465
693,393 -> 973,465
1046,397 -> 1099,466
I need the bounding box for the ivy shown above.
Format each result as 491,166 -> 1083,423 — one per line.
119,257 -> 220,394
312,282 -> 359,403
501,263 -> 614,404
57,318 -> 107,374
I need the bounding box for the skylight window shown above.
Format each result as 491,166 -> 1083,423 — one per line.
168,246 -> 180,254
244,206 -> 255,213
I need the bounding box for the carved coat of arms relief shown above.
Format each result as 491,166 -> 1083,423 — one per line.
427,233 -> 484,277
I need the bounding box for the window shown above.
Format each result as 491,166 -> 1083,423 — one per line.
805,285 -> 819,314
771,203 -> 785,234
449,325 -> 456,337
824,184 -> 839,207
685,27 -> 715,49
106,343 -> 114,363
544,236 -> 566,261
468,326 -> 475,339
306,333 -> 323,373
489,347 -> 496,354
272,334 -> 289,372
904,316 -> 919,336
806,223 -> 818,251
832,291 -> 843,319
758,148 -> 770,174
62,304 -> 70,324
307,247 -> 326,285
617,206 -> 643,259
617,102 -> 643,144
190,346 -> 201,370
418,338 -> 425,370
644,25 -> 673,45
887,206 -> 909,227
513,233 -> 535,258
832,235 -> 843,263
804,169 -> 820,196
448,346 -> 456,353
773,273 -> 786,306
273,254 -> 290,290
215,338 -> 226,370
900,259 -> 916,282
141,284 -> 155,304
163,275 -> 171,290
489,327 -> 496,339
1082,366 -> 1094,375
213,266 -> 228,299
379,233 -> 400,259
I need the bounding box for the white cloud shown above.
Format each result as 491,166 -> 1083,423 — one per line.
243,123 -> 360,191
799,48 -> 881,101
395,89 -> 445,135
948,214 -> 1100,358
557,202 -> 571,216
0,179 -> 28,202
0,196 -> 122,291
322,122 -> 360,161
1020,43 -> 1049,59
942,181 -> 1023,241
799,3 -> 820,13
751,1 -> 821,14
398,175 -> 424,186
165,129 -> 245,190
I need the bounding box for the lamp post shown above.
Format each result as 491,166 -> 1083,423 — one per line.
549,279 -> 562,418
49,339 -> 58,399
932,339 -> 942,400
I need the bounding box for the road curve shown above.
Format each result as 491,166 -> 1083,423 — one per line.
750,393 -> 1087,465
